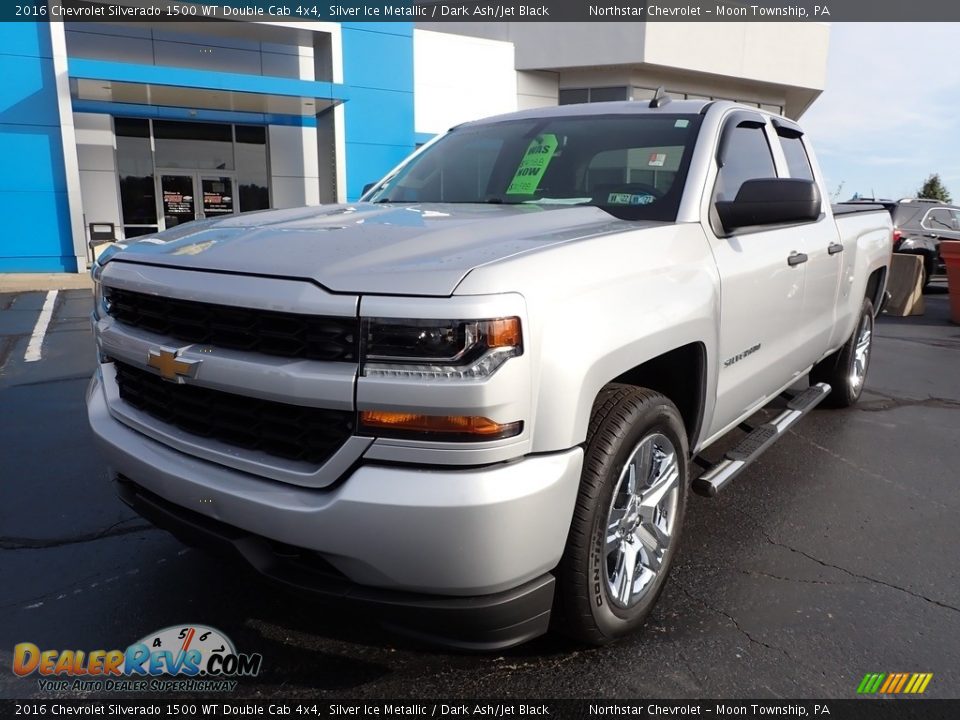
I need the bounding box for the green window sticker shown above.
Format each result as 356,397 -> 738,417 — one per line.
506,134 -> 559,195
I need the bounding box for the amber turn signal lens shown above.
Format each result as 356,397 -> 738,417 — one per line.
359,411 -> 522,441
485,317 -> 522,348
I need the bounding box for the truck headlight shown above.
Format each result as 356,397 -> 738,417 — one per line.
90,244 -> 122,321
362,317 -> 522,380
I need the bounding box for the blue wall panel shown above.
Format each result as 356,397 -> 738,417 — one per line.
0,21 -> 52,59
0,22 -> 75,272
341,24 -> 416,201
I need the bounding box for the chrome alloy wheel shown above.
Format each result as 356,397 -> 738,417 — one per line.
850,313 -> 873,392
603,433 -> 681,609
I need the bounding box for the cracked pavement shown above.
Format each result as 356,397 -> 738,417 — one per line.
1,281 -> 958,700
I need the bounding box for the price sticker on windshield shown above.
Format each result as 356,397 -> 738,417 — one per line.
506,134 -> 559,195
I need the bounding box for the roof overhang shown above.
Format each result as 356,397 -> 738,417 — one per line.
68,58 -> 348,117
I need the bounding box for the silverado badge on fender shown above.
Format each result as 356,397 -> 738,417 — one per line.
723,343 -> 762,368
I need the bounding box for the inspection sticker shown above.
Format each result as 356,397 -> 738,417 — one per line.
648,152 -> 667,167
506,134 -> 559,195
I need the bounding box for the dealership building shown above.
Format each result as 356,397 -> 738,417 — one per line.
1,16 -> 829,273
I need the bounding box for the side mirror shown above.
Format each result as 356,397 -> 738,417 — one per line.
715,178 -> 821,233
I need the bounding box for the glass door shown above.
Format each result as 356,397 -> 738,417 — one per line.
160,173 -> 197,229
158,172 -> 238,230
199,175 -> 236,219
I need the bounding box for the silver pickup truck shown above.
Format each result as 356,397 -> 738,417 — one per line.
87,100 -> 892,649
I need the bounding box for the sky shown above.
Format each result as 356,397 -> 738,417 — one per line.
801,23 -> 960,202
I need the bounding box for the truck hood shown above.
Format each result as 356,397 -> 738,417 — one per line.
109,203 -> 647,296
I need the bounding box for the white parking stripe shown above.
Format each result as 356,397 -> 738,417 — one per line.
24,290 -> 58,363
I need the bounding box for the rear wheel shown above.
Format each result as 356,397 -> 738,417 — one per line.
811,297 -> 875,408
922,255 -> 936,291
555,384 -> 688,645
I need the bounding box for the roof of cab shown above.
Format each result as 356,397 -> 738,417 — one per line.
456,99 -> 715,129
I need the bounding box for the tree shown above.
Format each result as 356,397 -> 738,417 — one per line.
917,173 -> 952,203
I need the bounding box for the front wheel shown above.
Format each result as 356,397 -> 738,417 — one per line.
555,385 -> 689,645
811,297 -> 875,408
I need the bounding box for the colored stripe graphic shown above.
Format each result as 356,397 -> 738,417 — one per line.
857,672 -> 932,694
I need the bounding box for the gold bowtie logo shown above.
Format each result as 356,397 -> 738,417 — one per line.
147,348 -> 199,382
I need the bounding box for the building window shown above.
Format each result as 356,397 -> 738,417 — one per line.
115,118 -> 158,238
559,87 -> 628,105
113,117 -> 271,236
154,120 -> 234,171
235,125 -> 270,212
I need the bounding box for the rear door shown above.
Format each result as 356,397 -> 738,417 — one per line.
703,112 -> 809,437
772,120 -> 845,356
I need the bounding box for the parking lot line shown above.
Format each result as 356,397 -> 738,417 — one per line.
23,290 -> 58,363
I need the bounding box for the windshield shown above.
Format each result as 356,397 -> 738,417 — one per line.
365,114 -> 703,221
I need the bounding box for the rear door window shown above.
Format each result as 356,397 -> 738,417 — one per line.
777,132 -> 815,182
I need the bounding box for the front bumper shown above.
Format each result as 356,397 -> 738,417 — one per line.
87,371 -> 583,644
116,477 -> 556,650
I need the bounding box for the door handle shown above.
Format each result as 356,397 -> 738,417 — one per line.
827,242 -> 844,255
787,252 -> 808,267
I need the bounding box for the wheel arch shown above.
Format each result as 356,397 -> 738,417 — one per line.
864,265 -> 887,314
607,342 -> 707,452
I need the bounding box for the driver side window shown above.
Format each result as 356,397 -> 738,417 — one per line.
714,123 -> 777,202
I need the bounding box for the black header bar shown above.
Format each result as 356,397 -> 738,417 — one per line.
9,0 -> 960,22
2,699 -> 959,719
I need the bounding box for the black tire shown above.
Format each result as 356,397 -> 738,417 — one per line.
555,384 -> 689,645
922,255 -> 935,291
810,297 -> 875,408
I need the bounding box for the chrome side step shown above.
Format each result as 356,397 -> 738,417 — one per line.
692,382 -> 831,498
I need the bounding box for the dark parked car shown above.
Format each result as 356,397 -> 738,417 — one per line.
845,197 -> 954,288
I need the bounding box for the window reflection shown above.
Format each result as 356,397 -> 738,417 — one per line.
154,120 -> 234,170
116,118 -> 157,226
236,125 -> 269,212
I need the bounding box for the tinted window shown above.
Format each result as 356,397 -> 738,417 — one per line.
558,89 -> 589,106
368,115 -> 703,222
714,123 -> 776,202
778,132 -> 814,181
115,118 -> 157,226
154,120 -> 234,170
590,87 -> 628,103
235,125 -> 269,212
892,205 -> 923,227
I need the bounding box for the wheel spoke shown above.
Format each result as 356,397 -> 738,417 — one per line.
641,519 -> 670,548
624,460 -> 638,496
606,507 -> 626,552
635,440 -> 654,490
639,456 -> 679,512
633,523 -> 661,555
611,543 -> 638,605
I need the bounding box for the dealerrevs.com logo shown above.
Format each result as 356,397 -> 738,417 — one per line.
12,624 -> 262,693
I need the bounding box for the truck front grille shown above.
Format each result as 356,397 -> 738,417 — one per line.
106,288 -> 358,362
114,361 -> 354,465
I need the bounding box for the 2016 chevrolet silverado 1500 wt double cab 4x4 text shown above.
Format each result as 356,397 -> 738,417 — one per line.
87,99 -> 892,649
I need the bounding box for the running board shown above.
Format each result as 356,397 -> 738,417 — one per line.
692,382 -> 831,498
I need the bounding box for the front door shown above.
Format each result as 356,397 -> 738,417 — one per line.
158,172 -> 237,230
704,114 -> 809,440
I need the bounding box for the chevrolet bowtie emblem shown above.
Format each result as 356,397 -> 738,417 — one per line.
146,347 -> 200,382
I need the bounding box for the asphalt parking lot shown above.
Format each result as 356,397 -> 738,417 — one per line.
1,280 -> 958,700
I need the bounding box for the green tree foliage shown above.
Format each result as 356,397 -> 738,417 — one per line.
917,173 -> 952,203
